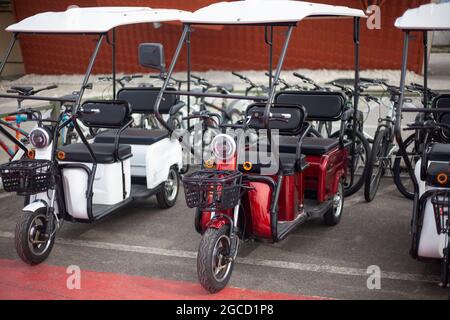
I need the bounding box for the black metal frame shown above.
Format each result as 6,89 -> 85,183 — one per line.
0,29 -> 132,223
156,18 -> 362,243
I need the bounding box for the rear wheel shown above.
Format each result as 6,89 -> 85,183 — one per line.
364,129 -> 389,202
15,209 -> 55,265
330,129 -> 370,197
156,167 -> 179,208
392,133 -> 418,200
197,225 -> 234,293
324,181 -> 344,226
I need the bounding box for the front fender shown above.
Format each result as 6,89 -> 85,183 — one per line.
23,201 -> 47,213
207,216 -> 230,230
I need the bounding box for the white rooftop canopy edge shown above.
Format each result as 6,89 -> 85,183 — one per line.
6,7 -> 191,33
395,2 -> 450,31
182,0 -> 366,25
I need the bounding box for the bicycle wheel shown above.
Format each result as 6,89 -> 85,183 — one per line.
364,128 -> 389,202
392,133 -> 418,200
330,129 -> 370,197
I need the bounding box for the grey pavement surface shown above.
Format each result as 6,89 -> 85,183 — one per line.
0,179 -> 449,300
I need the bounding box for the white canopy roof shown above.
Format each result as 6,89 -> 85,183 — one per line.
395,2 -> 450,31
182,0 -> 366,25
6,7 -> 190,33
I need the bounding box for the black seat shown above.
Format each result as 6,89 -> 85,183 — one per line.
11,86 -> 34,95
428,143 -> 450,162
279,136 -> 339,156
57,143 -> 132,164
94,128 -> 168,145
238,151 -> 308,175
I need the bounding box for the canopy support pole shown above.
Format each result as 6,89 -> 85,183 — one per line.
263,25 -> 293,129
350,17 -> 361,188
112,28 -> 117,100
155,24 -> 189,133
74,34 -> 104,114
265,26 -> 274,88
423,31 -> 428,108
0,33 -> 17,77
186,26 -> 192,130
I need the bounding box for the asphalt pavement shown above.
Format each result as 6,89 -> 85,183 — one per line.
0,178 -> 448,300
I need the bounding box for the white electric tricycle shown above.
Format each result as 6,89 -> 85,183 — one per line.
0,7 -> 188,265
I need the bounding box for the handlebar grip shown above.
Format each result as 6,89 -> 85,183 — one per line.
46,85 -> 58,90
231,71 -> 245,79
132,74 -> 143,79
6,90 -> 17,94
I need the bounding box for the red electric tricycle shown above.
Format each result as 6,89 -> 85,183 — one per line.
152,1 -> 366,293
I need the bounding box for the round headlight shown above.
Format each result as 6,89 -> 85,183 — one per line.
29,127 -> 51,149
212,134 -> 236,161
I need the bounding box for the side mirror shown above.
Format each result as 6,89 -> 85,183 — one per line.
139,43 -> 165,73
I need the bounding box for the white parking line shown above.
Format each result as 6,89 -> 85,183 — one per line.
344,184 -> 398,207
0,230 -> 439,284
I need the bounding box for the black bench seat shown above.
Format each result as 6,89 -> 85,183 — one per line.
94,128 -> 168,146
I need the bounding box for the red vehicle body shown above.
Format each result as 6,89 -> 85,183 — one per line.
198,139 -> 348,241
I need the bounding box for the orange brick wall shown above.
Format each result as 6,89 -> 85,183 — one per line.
10,0 -> 429,74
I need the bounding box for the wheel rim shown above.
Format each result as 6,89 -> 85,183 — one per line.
27,214 -> 52,256
165,169 -> 178,202
212,234 -> 232,283
333,183 -> 344,218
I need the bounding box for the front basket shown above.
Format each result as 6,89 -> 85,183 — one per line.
182,170 -> 242,211
0,159 -> 55,196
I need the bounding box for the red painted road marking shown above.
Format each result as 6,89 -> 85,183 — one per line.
0,259 -> 326,300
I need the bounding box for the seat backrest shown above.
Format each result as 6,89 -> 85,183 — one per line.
433,94 -> 450,123
117,87 -> 178,114
274,91 -> 345,122
245,103 -> 306,136
433,94 -> 450,142
78,100 -> 131,128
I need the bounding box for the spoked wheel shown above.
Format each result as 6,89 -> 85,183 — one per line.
364,129 -> 390,202
330,129 -> 371,197
197,225 -> 235,293
324,180 -> 344,226
156,167 -> 180,208
15,209 -> 56,265
393,133 -> 418,200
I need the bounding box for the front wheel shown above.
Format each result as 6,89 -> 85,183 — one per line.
364,129 -> 390,202
197,225 -> 234,293
392,133 -> 418,200
15,209 -> 56,265
156,167 -> 180,209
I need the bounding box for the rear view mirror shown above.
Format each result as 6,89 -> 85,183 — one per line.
139,43 -> 165,73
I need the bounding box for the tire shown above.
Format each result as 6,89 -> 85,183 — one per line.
156,167 -> 180,209
197,225 -> 234,293
324,180 -> 344,226
364,129 -> 389,202
330,129 -> 371,197
392,133 -> 418,200
15,209 -> 55,265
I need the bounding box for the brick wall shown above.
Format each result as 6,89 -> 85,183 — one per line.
10,0 -> 429,74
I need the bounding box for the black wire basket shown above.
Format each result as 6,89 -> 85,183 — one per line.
182,170 -> 242,211
431,190 -> 450,234
0,159 -> 55,196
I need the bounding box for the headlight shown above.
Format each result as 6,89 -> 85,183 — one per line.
29,127 -> 51,149
211,134 -> 236,161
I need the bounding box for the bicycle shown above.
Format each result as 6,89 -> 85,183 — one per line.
392,83 -> 439,200
0,85 -> 58,160
364,81 -> 405,202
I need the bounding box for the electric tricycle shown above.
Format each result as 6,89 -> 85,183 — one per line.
0,7 -> 188,265
153,0 -> 366,293
394,2 -> 450,287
